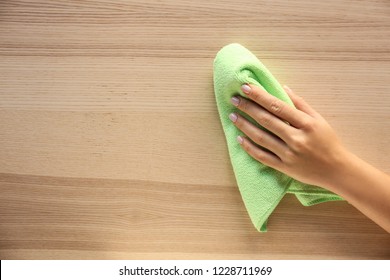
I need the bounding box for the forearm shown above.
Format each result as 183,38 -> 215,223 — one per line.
324,150 -> 390,233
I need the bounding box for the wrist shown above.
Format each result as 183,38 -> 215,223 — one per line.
321,147 -> 359,195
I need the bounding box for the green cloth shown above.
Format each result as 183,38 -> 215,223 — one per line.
213,43 -> 343,232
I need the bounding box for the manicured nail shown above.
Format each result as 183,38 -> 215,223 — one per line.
237,136 -> 244,144
241,84 -> 251,94
229,113 -> 238,123
283,85 -> 292,93
231,96 -> 240,106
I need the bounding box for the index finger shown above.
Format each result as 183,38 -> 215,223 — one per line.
241,84 -> 311,128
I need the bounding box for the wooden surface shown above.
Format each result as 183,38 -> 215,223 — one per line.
1,0 -> 389,260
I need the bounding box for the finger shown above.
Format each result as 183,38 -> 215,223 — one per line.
229,112 -> 287,158
283,85 -> 320,118
241,84 -> 311,128
237,135 -> 282,170
231,96 -> 295,142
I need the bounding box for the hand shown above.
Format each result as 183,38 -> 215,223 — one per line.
229,84 -> 348,189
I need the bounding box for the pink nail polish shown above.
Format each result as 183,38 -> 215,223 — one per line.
229,113 -> 238,123
231,96 -> 240,106
237,136 -> 244,144
241,84 -> 251,94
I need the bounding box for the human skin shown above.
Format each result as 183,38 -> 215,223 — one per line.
229,84 -> 390,233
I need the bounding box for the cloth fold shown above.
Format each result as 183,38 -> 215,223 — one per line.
213,43 -> 342,232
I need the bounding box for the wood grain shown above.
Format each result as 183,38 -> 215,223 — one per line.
1,0 -> 389,259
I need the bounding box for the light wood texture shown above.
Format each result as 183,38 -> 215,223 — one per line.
1,0 -> 389,259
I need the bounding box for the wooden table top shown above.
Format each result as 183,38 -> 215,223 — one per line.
1,0 -> 389,259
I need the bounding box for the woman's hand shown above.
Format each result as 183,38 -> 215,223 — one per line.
229,84 -> 348,188
229,83 -> 390,232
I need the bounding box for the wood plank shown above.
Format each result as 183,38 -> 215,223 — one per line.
1,0 -> 389,259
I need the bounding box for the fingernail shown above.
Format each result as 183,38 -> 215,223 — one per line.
231,96 -> 240,106
237,136 -> 244,144
283,85 -> 292,93
241,84 -> 251,94
229,113 -> 238,123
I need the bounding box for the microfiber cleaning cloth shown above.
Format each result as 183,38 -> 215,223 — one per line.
213,43 -> 343,232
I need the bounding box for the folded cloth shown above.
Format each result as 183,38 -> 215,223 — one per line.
213,43 -> 343,232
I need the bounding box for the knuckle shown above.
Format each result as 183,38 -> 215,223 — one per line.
290,135 -> 307,152
254,150 -> 266,162
254,132 -> 264,144
270,100 -> 283,114
259,113 -> 272,127
301,117 -> 315,131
